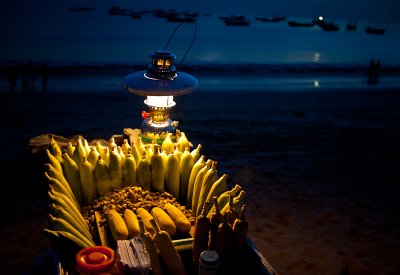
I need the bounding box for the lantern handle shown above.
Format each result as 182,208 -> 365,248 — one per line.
163,21 -> 197,69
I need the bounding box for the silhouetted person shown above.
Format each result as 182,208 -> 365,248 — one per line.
41,63 -> 48,92
21,72 -> 29,94
374,60 -> 381,84
26,59 -> 35,91
367,59 -> 375,84
6,66 -> 17,93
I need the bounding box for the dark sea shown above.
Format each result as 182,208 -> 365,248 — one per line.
1,0 -> 400,91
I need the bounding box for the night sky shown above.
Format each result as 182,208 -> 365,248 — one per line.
0,0 -> 399,23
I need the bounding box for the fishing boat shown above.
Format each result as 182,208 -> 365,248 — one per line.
108,6 -> 133,16
346,20 -> 357,31
222,15 -> 251,26
320,22 -> 340,31
255,16 -> 286,22
365,26 -> 385,35
287,20 -> 314,27
166,14 -> 197,23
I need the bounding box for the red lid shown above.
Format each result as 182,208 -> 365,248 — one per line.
76,246 -> 116,273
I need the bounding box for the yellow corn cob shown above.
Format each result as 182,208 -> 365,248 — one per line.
117,146 -> 126,166
123,154 -> 137,187
221,190 -> 247,216
165,153 -> 180,199
190,144 -> 202,164
204,173 -> 228,214
136,207 -> 156,236
44,229 -> 92,248
161,133 -> 174,154
179,147 -> 194,205
45,149 -> 64,176
87,147 -> 100,167
62,152 -> 83,205
79,157 -> 97,205
49,203 -> 92,241
49,136 -> 63,161
48,186 -> 88,231
65,141 -> 75,159
138,220 -> 163,275
137,137 -> 146,156
173,145 -> 182,163
123,209 -> 140,238
72,139 -> 86,167
108,209 -> 129,241
83,138 -> 91,156
136,151 -> 151,191
186,155 -> 205,208
130,141 -> 141,165
49,214 -> 95,247
191,159 -> 212,217
206,184 -> 242,218
108,137 -> 117,149
151,207 -> 177,237
196,161 -> 218,216
109,146 -> 123,190
150,219 -> 187,275
93,156 -> 112,196
163,203 -> 191,234
95,141 -> 106,161
150,145 -> 164,192
177,132 -> 190,152
44,169 -> 80,210
121,139 -> 131,155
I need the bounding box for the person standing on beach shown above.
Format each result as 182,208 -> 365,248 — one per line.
374,60 -> 381,84
367,59 -> 375,84
40,63 -> 48,92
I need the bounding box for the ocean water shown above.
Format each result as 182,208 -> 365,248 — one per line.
1,0 -> 400,90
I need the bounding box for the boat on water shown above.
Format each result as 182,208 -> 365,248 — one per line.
311,16 -> 339,31
320,22 -> 340,31
108,6 -> 133,16
287,20 -> 314,27
346,20 -> 357,31
365,26 -> 385,35
255,16 -> 286,22
221,15 -> 251,26
166,14 -> 197,23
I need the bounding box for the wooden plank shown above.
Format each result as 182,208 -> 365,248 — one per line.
94,211 -> 111,248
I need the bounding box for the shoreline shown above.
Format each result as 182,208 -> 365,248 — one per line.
1,72 -> 400,94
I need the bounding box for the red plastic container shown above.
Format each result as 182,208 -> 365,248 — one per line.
76,246 -> 121,274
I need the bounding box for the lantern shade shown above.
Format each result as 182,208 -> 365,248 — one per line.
122,70 -> 198,96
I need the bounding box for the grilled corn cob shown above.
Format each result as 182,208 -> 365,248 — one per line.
123,209 -> 140,238
192,201 -> 210,268
163,203 -> 192,234
151,207 -> 177,237
108,209 -> 129,241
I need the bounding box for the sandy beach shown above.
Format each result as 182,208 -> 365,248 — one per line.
0,80 -> 400,274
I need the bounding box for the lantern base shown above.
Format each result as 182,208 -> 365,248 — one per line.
140,118 -> 177,144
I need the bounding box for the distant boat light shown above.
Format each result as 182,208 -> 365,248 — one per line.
318,16 -> 324,21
